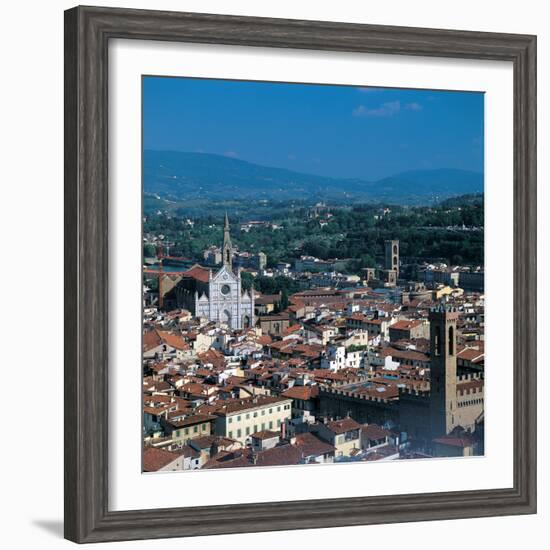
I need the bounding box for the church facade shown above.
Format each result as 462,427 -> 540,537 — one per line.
194,263 -> 254,330
168,214 -> 255,330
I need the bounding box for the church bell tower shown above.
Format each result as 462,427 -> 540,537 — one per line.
429,304 -> 458,440
222,213 -> 233,271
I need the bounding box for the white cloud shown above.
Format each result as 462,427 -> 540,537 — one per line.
405,102 -> 423,111
353,101 -> 401,118
353,100 -> 423,117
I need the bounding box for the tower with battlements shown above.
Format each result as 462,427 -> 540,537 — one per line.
429,305 -> 459,439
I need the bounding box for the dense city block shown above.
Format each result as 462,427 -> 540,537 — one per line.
142,201 -> 484,472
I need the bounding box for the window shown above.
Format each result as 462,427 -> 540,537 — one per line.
269,421 -> 273,429
246,413 -> 250,419
261,423 -> 266,431
253,412 -> 258,418
277,406 -> 281,412
228,431 -> 233,438
269,408 -> 273,414
202,423 -> 207,430
228,417 -> 233,424
261,410 -> 265,416
193,426 -> 198,433
237,429 -> 242,438
448,326 -> 455,355
184,428 -> 189,435
277,419 -> 281,427
246,427 -> 250,436
237,415 -> 241,421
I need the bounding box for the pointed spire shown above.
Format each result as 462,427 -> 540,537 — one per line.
222,213 -> 233,270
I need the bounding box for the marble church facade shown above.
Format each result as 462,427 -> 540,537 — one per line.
169,215 -> 255,330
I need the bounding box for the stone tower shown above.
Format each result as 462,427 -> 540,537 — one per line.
429,305 -> 458,440
384,240 -> 399,279
222,212 -> 233,270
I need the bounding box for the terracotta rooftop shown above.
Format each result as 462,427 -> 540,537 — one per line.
362,424 -> 392,441
281,385 -> 320,401
143,447 -> 181,472
166,413 -> 217,429
295,432 -> 335,457
390,319 -> 424,331
202,444 -> 303,469
183,264 -> 211,283
251,430 -> 280,440
326,418 -> 362,434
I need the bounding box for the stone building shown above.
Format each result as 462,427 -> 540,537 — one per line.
164,215 -> 255,330
320,304 -> 484,452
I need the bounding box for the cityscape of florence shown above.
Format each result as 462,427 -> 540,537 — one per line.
141,76 -> 485,472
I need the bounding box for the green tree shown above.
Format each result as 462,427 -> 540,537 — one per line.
143,243 -> 157,258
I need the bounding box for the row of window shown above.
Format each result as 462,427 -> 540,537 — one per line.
175,423 -> 208,438
228,419 -> 282,439
227,404 -> 290,423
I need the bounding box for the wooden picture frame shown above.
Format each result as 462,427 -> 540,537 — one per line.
64,5 -> 537,543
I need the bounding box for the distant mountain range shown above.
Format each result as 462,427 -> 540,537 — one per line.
144,150 -> 483,205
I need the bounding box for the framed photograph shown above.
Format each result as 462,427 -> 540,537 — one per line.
64,5 -> 537,543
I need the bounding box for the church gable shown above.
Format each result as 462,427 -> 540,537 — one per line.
212,265 -> 238,284
197,292 -> 209,302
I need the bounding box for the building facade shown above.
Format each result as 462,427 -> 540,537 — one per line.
168,215 -> 255,330
428,305 -> 458,439
212,396 -> 293,445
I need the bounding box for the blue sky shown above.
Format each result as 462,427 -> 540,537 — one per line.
143,76 -> 484,181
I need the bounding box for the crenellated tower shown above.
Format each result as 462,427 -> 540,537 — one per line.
429,304 -> 458,439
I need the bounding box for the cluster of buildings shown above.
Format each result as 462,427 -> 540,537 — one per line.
142,215 -> 485,472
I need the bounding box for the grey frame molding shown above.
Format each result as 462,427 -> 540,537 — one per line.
64,5 -> 537,543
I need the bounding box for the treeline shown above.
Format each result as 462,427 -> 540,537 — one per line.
143,195 -> 484,270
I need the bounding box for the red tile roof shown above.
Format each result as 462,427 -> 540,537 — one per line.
143,447 -> 181,472
362,424 -> 392,441
208,396 -> 291,416
281,385 -> 319,401
251,430 -> 280,440
326,418 -> 362,434
295,432 -> 335,457
390,319 -> 424,331
183,264 -> 211,283
203,445 -> 303,469
156,330 -> 189,351
166,413 -> 217,429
